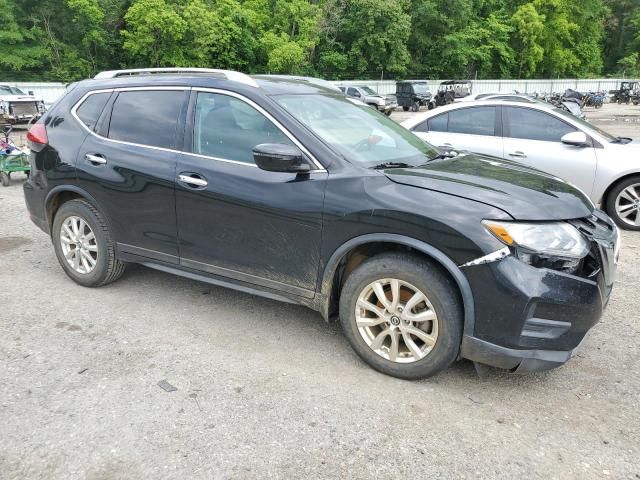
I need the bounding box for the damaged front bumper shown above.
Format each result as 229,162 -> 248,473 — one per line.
459,211 -> 619,373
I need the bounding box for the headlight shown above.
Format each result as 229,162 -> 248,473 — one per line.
483,220 -> 590,273
37,101 -> 46,114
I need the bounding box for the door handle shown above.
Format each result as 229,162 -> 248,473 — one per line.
85,153 -> 106,165
508,151 -> 527,159
178,173 -> 208,188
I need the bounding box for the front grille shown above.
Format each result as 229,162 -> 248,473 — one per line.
569,210 -> 618,284
9,102 -> 38,116
570,211 -> 615,238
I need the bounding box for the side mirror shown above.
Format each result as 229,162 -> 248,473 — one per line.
253,144 -> 310,173
28,90 -> 34,96
561,131 -> 589,147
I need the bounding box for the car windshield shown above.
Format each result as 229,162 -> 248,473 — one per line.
0,85 -> 25,95
360,86 -> 378,95
412,84 -> 429,94
553,107 -> 618,142
275,94 -> 440,167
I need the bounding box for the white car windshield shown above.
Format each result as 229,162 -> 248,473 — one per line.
360,86 -> 378,96
0,86 -> 26,95
275,94 -> 440,167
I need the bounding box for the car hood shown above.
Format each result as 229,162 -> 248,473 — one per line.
384,153 -> 594,221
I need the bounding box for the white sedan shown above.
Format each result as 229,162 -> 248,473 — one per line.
402,99 -> 640,230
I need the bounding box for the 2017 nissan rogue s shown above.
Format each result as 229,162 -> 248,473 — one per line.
23,68 -> 620,379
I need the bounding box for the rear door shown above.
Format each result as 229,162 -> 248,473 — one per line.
411,106 -> 503,157
501,106 -> 598,194
75,87 -> 188,263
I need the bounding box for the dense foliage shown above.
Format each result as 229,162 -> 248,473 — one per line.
1,0 -> 639,81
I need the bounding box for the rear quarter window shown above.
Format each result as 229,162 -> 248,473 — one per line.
75,92 -> 111,131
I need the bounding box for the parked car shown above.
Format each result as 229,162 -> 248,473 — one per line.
0,85 -> 46,124
24,68 -> 619,380
402,99 -> 640,229
395,80 -> 432,112
339,85 -> 396,115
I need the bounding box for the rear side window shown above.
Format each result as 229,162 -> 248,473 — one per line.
414,114 -> 448,133
76,92 -> 111,131
448,107 -> 496,136
504,107 -> 576,142
108,90 -> 186,149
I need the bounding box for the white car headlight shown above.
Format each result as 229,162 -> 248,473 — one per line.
483,220 -> 590,260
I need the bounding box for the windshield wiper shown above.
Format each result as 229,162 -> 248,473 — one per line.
611,136 -> 632,144
370,162 -> 413,170
426,151 -> 458,162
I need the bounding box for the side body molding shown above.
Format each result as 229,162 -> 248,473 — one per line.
319,233 -> 476,336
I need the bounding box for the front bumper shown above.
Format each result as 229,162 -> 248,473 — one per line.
460,211 -> 618,373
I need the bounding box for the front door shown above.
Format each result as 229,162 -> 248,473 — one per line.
175,90 -> 327,298
501,106 -> 598,195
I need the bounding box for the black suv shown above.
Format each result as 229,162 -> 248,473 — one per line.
24,68 -> 619,379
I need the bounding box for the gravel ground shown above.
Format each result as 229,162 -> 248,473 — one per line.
1,105 -> 639,479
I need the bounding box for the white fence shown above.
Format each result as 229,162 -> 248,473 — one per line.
331,79 -> 627,96
12,82 -> 67,105
3,78 -> 630,104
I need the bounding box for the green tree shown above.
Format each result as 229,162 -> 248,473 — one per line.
121,0 -> 187,66
0,0 -> 49,78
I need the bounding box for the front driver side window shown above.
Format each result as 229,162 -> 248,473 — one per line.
504,107 -> 576,142
193,92 -> 294,164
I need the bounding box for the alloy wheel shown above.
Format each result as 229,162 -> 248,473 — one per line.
355,278 -> 439,363
60,215 -> 99,274
614,182 -> 640,227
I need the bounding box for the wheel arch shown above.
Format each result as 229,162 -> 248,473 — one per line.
600,171 -> 640,207
319,234 -> 475,337
45,186 -> 108,232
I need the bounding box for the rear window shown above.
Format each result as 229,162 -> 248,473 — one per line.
108,90 -> 186,149
76,92 -> 111,131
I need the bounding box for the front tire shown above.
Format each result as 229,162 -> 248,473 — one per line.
339,253 -> 463,380
606,176 -> 640,230
1,172 -> 9,187
52,199 -> 126,287
402,106 -> 409,112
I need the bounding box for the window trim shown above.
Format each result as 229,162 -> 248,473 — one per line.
71,87 -> 326,172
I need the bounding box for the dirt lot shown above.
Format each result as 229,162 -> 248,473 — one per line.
1,104 -> 639,479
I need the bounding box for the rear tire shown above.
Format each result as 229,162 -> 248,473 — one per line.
339,253 -> 463,380
52,199 -> 126,287
402,106 -> 409,112
605,176 -> 640,230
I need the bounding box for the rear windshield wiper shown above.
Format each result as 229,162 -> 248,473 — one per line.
370,162 -> 413,170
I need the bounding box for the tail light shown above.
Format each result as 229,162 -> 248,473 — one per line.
27,123 -> 48,152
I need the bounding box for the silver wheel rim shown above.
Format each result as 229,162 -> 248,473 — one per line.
355,279 -> 439,364
615,183 -> 640,227
60,215 -> 98,274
